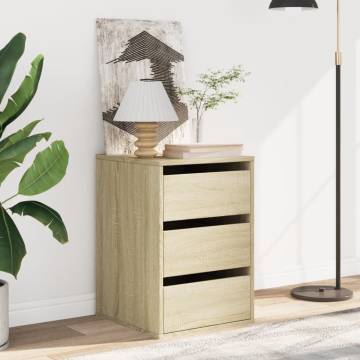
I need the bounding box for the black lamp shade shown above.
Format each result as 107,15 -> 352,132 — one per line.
269,0 -> 318,9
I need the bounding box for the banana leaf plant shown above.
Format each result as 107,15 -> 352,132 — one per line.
0,33 -> 69,278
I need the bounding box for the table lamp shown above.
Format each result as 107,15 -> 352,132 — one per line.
114,79 -> 178,158
269,0 -> 353,302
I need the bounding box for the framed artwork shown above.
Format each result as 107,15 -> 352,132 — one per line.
96,19 -> 190,154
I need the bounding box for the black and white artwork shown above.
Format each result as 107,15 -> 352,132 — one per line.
96,19 -> 190,154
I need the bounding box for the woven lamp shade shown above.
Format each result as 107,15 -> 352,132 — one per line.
113,80 -> 178,158
114,80 -> 178,123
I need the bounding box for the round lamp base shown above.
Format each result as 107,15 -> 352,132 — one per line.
134,122 -> 159,158
291,285 -> 353,302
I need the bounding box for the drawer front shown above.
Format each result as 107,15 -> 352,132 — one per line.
163,171 -> 251,221
164,276 -> 251,333
164,224 -> 251,277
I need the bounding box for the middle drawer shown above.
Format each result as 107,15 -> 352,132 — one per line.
164,223 -> 251,277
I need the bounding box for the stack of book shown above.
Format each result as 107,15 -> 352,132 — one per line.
163,144 -> 244,159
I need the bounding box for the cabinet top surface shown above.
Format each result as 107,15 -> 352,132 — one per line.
96,154 -> 254,166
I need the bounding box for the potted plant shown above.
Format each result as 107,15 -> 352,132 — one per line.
178,66 -> 250,142
0,33 -> 69,350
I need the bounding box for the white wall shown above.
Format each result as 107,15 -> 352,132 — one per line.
0,0 -> 359,327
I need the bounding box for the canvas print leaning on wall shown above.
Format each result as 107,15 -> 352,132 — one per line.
96,18 -> 190,155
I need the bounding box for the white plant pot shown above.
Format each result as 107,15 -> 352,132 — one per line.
0,280 -> 9,351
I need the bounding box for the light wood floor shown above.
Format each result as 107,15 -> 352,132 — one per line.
2,276 -> 359,360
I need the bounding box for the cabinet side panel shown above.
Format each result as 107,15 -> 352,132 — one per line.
250,160 -> 255,321
123,162 -> 163,334
96,159 -> 120,316
96,159 -> 162,334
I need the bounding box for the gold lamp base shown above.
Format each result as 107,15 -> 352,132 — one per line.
134,122 -> 159,158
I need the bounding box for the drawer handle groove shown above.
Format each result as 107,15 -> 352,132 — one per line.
164,215 -> 250,231
163,162 -> 250,175
163,267 -> 250,286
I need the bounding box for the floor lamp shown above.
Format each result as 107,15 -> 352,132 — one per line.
269,0 -> 353,302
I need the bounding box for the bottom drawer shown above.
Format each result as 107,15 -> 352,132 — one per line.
164,275 -> 251,333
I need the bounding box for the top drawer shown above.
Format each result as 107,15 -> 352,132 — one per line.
164,170 -> 251,221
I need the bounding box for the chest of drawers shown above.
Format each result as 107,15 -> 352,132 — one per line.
96,155 -> 254,336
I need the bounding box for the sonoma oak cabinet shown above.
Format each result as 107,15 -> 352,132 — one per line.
96,155 -> 254,336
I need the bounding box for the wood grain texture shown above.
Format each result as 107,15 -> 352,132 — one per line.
96,155 -> 254,336
96,158 -> 163,334
164,276 -> 251,333
250,160 -> 255,321
164,171 -> 251,221
96,154 -> 254,166
164,224 -> 251,277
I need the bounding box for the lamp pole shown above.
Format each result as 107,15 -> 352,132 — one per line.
269,0 -> 353,302
335,0 -> 341,291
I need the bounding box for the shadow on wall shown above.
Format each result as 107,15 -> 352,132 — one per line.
258,1 -> 359,287
208,1 -> 360,288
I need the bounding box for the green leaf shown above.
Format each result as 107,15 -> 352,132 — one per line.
0,120 -> 41,151
0,132 -> 51,162
0,132 -> 51,184
11,201 -> 68,244
19,140 -> 69,196
0,205 -> 26,278
0,54 -> 44,137
0,160 -> 18,184
0,33 -> 26,105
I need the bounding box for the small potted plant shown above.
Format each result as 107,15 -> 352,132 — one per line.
0,33 -> 69,350
178,65 -> 250,142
